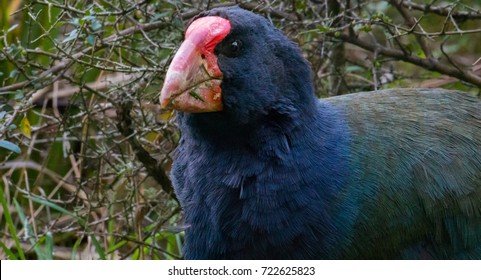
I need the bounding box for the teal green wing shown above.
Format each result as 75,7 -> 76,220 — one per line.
328,89 -> 481,259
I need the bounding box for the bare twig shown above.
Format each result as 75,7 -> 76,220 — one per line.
333,32 -> 481,87
401,1 -> 481,20
1,160 -> 88,201
390,0 -> 432,58
115,90 -> 178,203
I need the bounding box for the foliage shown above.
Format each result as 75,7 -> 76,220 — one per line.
0,0 -> 480,259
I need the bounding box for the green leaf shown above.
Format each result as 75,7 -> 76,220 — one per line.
8,69 -> 18,79
418,50 -> 426,59
20,116 -> 32,139
86,34 -> 96,46
62,29 -> 79,43
0,185 -> 26,260
152,11 -> 173,21
70,18 -> 80,26
83,15 -> 96,21
90,234 -> 106,260
27,195 -> 106,260
45,232 -> 54,260
317,26 -> 329,33
345,65 -> 365,72
0,240 -> 18,260
14,199 -> 46,259
91,20 -> 102,31
359,25 -> 372,32
106,240 -> 127,255
27,195 -> 73,216
71,237 -> 82,260
14,90 -> 24,100
0,140 -> 21,153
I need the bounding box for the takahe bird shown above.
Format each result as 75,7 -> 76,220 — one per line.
159,6 -> 481,259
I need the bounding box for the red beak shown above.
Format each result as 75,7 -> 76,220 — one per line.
160,16 -> 231,112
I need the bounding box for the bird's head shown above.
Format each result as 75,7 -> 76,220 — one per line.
160,6 -> 316,125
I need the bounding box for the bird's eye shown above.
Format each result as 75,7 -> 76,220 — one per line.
230,40 -> 241,53
223,39 -> 242,57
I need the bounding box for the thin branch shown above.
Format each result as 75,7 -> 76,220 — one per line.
333,32 -> 481,87
390,0 -> 432,58
0,20 -> 168,93
180,2 -> 298,21
0,160 -> 88,201
401,1 -> 481,20
115,90 -> 178,203
30,0 -> 150,17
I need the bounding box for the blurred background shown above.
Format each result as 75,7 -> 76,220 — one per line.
1,0 -> 480,259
